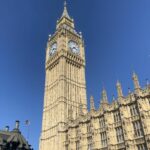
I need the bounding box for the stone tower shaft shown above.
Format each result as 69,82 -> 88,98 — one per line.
40,3 -> 87,150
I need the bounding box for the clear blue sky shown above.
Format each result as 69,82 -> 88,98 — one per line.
0,0 -> 150,149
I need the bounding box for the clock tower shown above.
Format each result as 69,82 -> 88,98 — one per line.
40,2 -> 87,150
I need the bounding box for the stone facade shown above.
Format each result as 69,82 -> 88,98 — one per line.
39,2 -> 150,150
62,80 -> 150,150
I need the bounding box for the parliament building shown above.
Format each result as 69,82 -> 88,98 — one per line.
39,2 -> 150,150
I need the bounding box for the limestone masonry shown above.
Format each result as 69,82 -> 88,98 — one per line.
39,2 -> 150,150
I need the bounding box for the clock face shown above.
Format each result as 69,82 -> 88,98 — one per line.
68,40 -> 80,54
49,43 -> 57,56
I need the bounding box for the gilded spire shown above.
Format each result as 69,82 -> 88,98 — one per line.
116,80 -> 123,98
61,1 -> 71,19
132,72 -> 140,90
90,96 -> 95,111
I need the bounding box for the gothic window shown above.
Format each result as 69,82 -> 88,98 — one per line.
99,117 -> 105,128
137,143 -> 146,150
114,111 -> 121,122
115,127 -> 124,143
87,137 -> 92,150
130,104 -> 138,116
133,121 -> 143,137
100,131 -> 107,147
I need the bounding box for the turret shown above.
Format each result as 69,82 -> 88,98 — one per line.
90,96 -> 95,111
116,80 -> 123,98
101,88 -> 108,104
132,72 -> 141,93
99,88 -> 109,110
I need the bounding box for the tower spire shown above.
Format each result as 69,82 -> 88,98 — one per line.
56,0 -> 74,29
61,0 -> 71,19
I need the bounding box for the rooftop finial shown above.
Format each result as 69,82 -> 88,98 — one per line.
64,0 -> 67,7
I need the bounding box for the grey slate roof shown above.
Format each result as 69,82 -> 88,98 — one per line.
0,127 -> 32,150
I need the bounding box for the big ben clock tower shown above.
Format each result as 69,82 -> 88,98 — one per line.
40,2 -> 87,150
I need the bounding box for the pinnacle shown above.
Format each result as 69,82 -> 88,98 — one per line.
132,71 -> 138,79
117,80 -> 120,84
61,1 -> 71,19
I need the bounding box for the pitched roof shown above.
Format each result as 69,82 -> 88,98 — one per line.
0,128 -> 31,149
